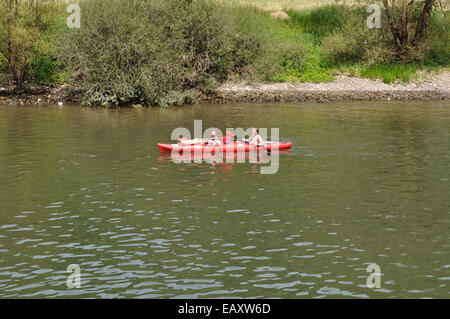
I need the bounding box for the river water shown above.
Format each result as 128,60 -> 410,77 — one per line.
0,101 -> 448,298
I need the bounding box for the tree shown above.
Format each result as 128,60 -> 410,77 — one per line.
381,0 -> 438,60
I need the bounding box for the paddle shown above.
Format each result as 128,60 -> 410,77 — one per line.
241,139 -> 276,145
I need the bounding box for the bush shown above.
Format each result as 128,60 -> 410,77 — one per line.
421,10 -> 450,66
0,0 -> 61,83
31,52 -> 66,85
223,6 -> 283,82
321,3 -> 448,67
321,31 -> 365,64
60,0 -> 273,107
321,6 -> 398,65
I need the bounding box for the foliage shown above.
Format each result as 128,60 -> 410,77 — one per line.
286,5 -> 357,40
0,0 -> 447,104
60,0 -> 275,106
0,0 -> 61,83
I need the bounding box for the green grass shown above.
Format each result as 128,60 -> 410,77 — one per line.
360,64 -> 419,83
336,63 -> 420,83
245,8 -> 335,83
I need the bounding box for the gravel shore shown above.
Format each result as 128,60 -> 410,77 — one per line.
214,71 -> 450,103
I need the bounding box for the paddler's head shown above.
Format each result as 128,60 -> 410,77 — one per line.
211,130 -> 217,139
253,128 -> 259,135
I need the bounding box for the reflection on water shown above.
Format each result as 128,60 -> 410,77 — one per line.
0,101 -> 449,298
158,150 -> 292,174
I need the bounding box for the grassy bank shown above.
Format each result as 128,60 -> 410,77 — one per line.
0,0 -> 448,106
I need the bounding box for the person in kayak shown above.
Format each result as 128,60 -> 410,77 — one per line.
179,130 -> 222,146
206,130 -> 222,146
244,128 -> 265,145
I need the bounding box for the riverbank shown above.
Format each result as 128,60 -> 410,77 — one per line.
0,84 -> 71,106
1,71 -> 449,106
214,71 -> 450,103
1,1 -> 448,107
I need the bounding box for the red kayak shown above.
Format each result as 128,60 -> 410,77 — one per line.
157,141 -> 293,153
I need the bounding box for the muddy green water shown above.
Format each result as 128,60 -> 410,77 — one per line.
0,101 -> 449,298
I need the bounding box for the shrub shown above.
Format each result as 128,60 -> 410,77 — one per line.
0,0 -> 61,83
321,3 -> 448,67
321,31 -> 365,64
60,0 -> 272,106
223,6 -> 283,82
421,10 -> 450,66
31,51 -> 66,85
